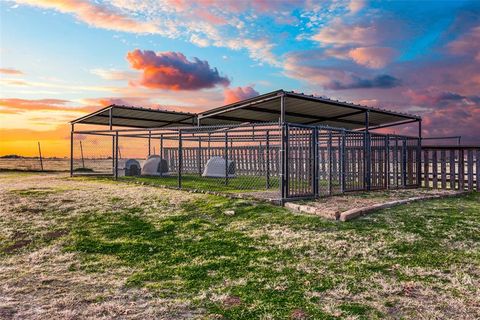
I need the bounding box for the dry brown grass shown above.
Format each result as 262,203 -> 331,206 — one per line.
0,172 -> 478,319
0,172 -> 202,319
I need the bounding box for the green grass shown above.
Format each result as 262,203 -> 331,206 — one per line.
63,192 -> 480,319
3,172 -> 479,318
119,174 -> 280,193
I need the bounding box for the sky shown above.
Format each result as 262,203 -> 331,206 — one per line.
1,0 -> 479,157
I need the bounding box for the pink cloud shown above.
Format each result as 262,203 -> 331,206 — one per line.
348,0 -> 365,14
16,0 -> 158,34
312,18 -> 379,47
448,25 -> 480,60
284,49 -> 401,90
223,86 -> 259,104
126,50 -> 230,91
193,9 -> 227,25
348,47 -> 397,69
0,68 -> 23,75
0,98 -> 96,114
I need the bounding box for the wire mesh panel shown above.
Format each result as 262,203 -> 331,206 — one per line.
286,125 -> 315,198
72,133 -> 115,175
406,137 -> 420,186
370,133 -> 388,190
71,121 -> 425,202
318,129 -> 333,196
388,135 -> 402,188
344,131 -> 365,191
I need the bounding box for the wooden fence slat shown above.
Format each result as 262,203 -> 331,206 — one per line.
423,150 -> 429,188
450,150 -> 455,190
467,150 -> 474,191
432,150 -> 438,189
476,149 -> 480,192
459,149 -> 465,190
440,150 -> 446,189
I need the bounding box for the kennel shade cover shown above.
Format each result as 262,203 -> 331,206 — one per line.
202,156 -> 236,178
141,155 -> 169,176
125,159 -> 141,176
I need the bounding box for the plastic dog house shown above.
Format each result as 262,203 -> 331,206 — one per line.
202,156 -> 235,178
141,155 -> 169,176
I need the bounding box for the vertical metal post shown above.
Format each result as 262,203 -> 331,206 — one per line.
340,129 -> 346,193
266,130 -> 270,189
160,134 -> 164,158
280,123 -> 287,202
198,136 -> 202,176
70,124 -> 74,177
385,135 -> 390,189
148,131 -> 151,156
225,131 -> 229,185
328,130 -> 333,196
159,134 -> 164,177
115,131 -> 119,180
109,108 -> 114,175
280,93 -> 287,203
313,127 -> 319,197
178,130 -> 182,189
417,120 -> 422,187
284,123 -> 289,199
208,133 -> 211,158
38,142 -> 44,171
402,137 -> 407,187
365,111 -> 371,191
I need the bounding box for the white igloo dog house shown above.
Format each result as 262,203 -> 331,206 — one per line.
202,156 -> 235,178
124,159 -> 141,176
141,155 -> 169,176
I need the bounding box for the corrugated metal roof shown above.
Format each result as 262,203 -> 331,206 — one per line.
198,90 -> 420,130
71,105 -> 197,128
71,90 -> 420,130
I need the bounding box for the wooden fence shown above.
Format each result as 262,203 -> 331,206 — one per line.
422,146 -> 479,191
163,146 -> 281,176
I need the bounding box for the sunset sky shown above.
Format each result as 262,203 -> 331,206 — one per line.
1,0 -> 479,157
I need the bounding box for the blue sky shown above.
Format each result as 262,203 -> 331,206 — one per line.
1,0 -> 479,155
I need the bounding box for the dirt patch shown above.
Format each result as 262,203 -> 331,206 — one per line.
222,295 -> 242,308
290,308 -> 309,319
287,188 -> 461,220
44,230 -> 69,241
3,239 -> 32,253
0,306 -> 17,318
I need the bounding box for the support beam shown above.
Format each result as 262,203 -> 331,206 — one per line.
365,111 -> 371,191
178,130 -> 183,189
417,119 -> 422,187
360,119 -> 418,131
225,131 -> 229,185
280,93 -> 285,123
280,94 -> 287,203
110,108 -> 114,176
95,113 -> 195,127
70,124 -> 74,177
115,131 -> 119,179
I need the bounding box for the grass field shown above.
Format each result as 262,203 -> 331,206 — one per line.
119,174 -> 281,193
0,172 -> 479,319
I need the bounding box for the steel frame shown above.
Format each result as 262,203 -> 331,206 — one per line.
70,91 -> 422,204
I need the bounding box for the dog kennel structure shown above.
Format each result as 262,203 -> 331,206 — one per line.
70,90 -> 422,203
